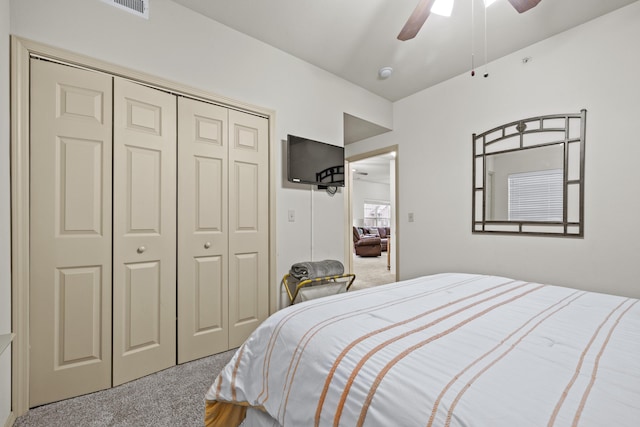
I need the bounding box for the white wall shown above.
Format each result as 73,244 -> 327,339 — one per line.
8,0 -> 392,289
351,180 -> 390,227
351,2 -> 640,298
1,0 -> 12,422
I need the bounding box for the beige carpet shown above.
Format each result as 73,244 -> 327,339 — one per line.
14,349 -> 236,427
350,252 -> 396,291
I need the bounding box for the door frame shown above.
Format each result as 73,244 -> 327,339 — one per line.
344,145 -> 399,280
10,36 -> 278,417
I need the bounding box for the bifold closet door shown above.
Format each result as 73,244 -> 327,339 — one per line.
29,59 -> 113,406
177,97 -> 229,363
228,110 -> 270,348
112,78 -> 177,385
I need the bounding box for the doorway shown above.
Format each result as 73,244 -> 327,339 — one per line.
346,147 -> 398,290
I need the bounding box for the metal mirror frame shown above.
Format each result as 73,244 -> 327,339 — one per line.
472,110 -> 586,237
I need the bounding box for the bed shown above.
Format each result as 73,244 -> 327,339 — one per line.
204,273 -> 640,426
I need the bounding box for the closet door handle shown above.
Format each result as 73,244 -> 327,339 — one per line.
204,242 -> 211,249
137,246 -> 146,254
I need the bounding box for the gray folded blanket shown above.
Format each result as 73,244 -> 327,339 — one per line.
290,260 -> 344,280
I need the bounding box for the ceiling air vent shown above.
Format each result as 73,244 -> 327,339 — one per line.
102,0 -> 149,19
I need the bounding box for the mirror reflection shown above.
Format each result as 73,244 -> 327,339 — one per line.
472,110 -> 586,237
485,144 -> 563,221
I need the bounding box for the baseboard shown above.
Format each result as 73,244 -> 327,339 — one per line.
3,411 -> 16,427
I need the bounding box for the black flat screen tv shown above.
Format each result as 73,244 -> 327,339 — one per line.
287,134 -> 345,187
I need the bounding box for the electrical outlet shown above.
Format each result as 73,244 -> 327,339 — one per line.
288,210 -> 295,222
408,212 -> 414,222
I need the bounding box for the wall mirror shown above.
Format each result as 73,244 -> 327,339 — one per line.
472,110 -> 586,236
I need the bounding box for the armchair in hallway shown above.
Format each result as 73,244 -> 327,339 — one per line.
352,226 -> 382,257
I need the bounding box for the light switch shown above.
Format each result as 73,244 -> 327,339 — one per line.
288,210 -> 295,222
408,212 -> 414,222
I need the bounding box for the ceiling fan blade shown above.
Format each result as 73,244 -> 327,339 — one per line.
507,0 -> 542,13
397,0 -> 437,41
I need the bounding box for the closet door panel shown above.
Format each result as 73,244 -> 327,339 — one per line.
29,59 -> 113,406
228,110 -> 269,348
233,253 -> 259,324
124,261 -> 161,350
113,78 -> 177,385
178,98 -> 229,363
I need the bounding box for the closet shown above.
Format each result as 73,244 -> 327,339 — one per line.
29,58 -> 269,406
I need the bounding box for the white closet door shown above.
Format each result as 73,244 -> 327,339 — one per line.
228,110 -> 270,348
177,97 -> 229,363
112,78 -> 177,385
29,59 -> 113,406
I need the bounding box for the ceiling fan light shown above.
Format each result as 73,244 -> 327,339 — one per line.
431,0 -> 454,17
484,0 -> 498,7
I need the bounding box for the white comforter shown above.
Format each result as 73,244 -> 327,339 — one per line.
205,273 -> 640,427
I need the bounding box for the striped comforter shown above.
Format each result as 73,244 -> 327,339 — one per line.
204,273 -> 640,427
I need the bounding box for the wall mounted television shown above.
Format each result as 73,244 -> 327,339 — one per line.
287,134 -> 345,188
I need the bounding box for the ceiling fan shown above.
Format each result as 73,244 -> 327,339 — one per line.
397,0 -> 542,41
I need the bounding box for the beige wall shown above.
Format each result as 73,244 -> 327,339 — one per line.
348,2 -> 640,298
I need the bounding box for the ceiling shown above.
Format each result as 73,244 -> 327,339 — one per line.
171,0 -> 637,102
352,153 -> 395,185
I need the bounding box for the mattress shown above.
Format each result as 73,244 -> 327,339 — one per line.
205,273 -> 640,426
